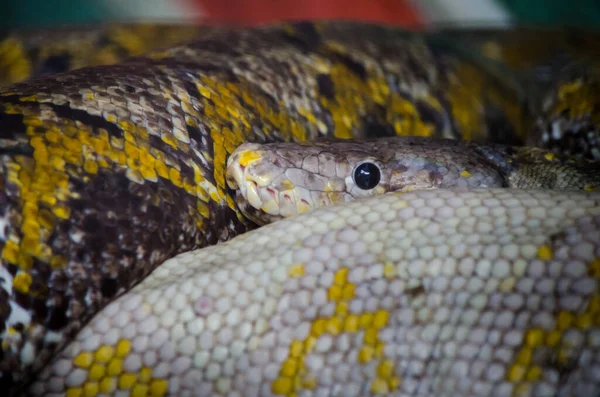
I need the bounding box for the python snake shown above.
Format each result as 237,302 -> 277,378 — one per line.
0,21 -> 599,396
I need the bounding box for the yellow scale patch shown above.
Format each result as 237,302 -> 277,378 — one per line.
460,170 -> 473,178
272,267 -> 401,396
553,80 -> 600,123
317,41 -> 437,140
1,25 -> 201,87
88,27 -> 147,67
0,37 -> 32,86
446,63 -> 527,142
67,339 -> 168,397
0,102 -> 212,295
506,246 -> 600,397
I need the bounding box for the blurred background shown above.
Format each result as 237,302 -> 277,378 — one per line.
1,0 -> 600,30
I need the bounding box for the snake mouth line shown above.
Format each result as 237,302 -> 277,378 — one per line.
227,154 -> 315,223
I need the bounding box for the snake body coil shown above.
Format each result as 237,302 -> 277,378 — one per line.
0,22 -> 598,395
32,188 -> 600,396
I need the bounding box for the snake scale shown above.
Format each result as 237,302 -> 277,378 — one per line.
0,21 -> 599,396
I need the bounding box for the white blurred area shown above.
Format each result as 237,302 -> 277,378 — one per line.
414,0 -> 513,28
104,0 -> 204,22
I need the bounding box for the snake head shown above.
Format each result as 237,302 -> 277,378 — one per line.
226,136 -> 520,225
226,140 -> 394,225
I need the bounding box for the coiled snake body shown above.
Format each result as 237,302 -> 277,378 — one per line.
0,22 -> 599,396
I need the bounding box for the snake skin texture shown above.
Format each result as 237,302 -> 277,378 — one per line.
427,29 -> 600,160
29,189 -> 600,396
0,21 -> 553,393
226,137 -> 600,224
0,21 -> 599,396
0,24 -> 206,87
2,25 -> 600,159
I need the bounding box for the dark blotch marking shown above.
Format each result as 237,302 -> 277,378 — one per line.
330,52 -> 366,80
0,374 -> 13,394
0,289 -> 10,333
415,100 -> 444,131
29,297 -> 48,325
95,35 -> 113,49
186,124 -> 204,144
0,112 -> 27,140
49,104 -> 122,137
46,304 -> 69,331
316,74 -> 335,100
429,170 -> 443,185
179,163 -> 195,187
364,117 -> 394,138
195,38 -> 242,57
36,53 -> 71,76
5,263 -> 17,278
100,277 -> 119,298
549,231 -> 567,247
95,35 -> 130,59
179,74 -> 203,103
82,214 -> 101,234
67,175 -> 87,193
543,354 -> 578,383
499,145 -> 518,158
484,104 -> 524,146
281,22 -> 321,53
13,292 -> 31,319
68,198 -> 87,214
406,285 -> 425,298
123,85 -> 136,94
147,134 -> 178,158
145,205 -> 164,223
102,225 -> 118,242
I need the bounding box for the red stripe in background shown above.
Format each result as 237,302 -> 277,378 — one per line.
184,0 -> 425,28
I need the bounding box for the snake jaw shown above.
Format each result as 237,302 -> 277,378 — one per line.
227,144 -> 338,223
245,180 -> 263,210
227,144 -> 289,223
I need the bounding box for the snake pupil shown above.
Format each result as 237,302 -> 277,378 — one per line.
353,162 -> 381,190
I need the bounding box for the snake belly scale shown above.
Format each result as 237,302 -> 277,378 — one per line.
0,21 -> 598,396
32,189 -> 600,396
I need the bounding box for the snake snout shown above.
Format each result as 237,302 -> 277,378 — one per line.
226,143 -> 262,190
226,143 -> 285,222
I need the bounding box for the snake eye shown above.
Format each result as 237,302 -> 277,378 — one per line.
353,162 -> 381,190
